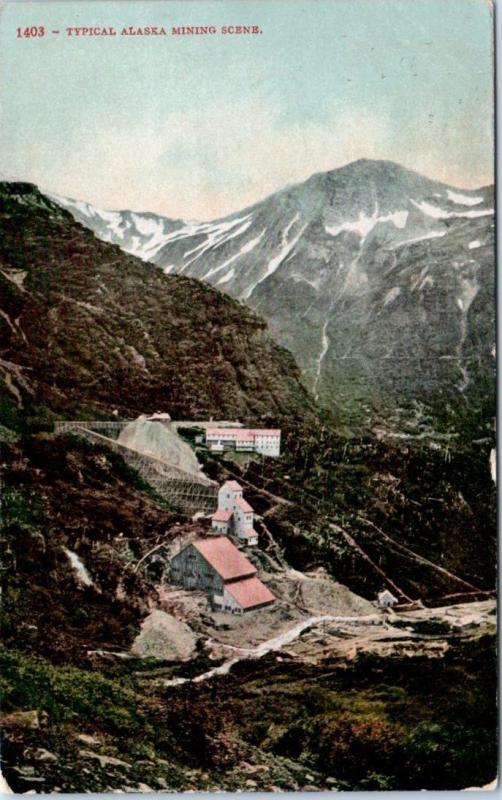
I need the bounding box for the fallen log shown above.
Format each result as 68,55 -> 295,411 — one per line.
329,523 -> 413,602
355,515 -> 482,594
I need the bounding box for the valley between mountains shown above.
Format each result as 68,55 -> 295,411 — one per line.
53,159 -> 495,430
0,172 -> 496,792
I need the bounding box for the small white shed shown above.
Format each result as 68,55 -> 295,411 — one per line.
377,589 -> 398,609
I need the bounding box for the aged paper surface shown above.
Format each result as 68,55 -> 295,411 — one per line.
0,0 -> 496,793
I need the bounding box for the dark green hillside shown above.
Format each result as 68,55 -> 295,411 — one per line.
0,182 -> 313,425
0,635 -> 496,792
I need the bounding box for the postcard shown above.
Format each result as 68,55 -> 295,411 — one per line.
0,0 -> 496,793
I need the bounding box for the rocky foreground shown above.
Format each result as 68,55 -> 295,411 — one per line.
1,418 -> 496,792
1,599 -> 496,793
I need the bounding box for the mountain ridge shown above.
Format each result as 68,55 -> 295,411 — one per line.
48,158 -> 493,224
49,159 -> 495,430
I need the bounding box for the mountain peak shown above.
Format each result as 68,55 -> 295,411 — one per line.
304,158 -> 443,196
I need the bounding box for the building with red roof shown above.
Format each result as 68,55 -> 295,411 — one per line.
205,427 -> 281,457
169,535 -> 276,614
235,496 -> 253,513
212,481 -> 258,545
211,507 -> 234,533
192,536 -> 256,581
224,576 -> 276,611
225,480 -> 243,491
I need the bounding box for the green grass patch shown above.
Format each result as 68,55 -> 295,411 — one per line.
0,647 -> 151,737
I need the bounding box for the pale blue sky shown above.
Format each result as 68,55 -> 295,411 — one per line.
0,0 -> 494,218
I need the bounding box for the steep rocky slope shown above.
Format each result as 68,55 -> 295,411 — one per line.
0,182 -> 313,427
54,160 -> 495,427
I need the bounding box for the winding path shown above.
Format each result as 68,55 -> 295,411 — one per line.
164,613 -> 382,687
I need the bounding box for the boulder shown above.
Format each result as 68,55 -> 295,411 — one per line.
76,733 -> 100,746
2,710 -> 41,730
79,751 -> 131,769
29,748 -> 57,763
132,610 -> 197,661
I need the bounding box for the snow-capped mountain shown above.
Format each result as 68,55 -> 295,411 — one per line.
51,160 -> 495,426
47,193 -> 188,261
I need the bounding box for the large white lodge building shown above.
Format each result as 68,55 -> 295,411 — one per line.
205,427 -> 281,456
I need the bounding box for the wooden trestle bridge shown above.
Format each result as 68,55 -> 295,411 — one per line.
54,420 -> 218,513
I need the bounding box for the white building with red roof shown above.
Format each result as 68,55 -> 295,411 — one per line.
169,535 -> 275,614
211,508 -> 233,534
211,480 -> 258,545
205,428 -> 281,456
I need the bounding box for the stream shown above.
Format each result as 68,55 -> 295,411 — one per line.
163,599 -> 496,688
63,547 -> 93,587
164,613 -> 383,687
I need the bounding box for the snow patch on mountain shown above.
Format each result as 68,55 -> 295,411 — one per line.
419,275 -> 434,290
243,214 -> 307,299
148,220 -> 205,248
325,208 -> 408,239
411,266 -> 429,291
182,216 -> 253,268
411,200 -> 451,219
384,210 -> 409,228
73,200 -> 94,219
411,199 -> 493,220
313,318 -> 330,399
342,237 -> 369,293
126,217 -> 223,262
392,230 -> 446,249
458,273 -> 478,314
212,218 -> 254,250
130,213 -> 162,237
447,189 -> 483,206
182,217 -> 249,258
98,210 -> 125,239
128,236 -> 142,255
290,273 -> 322,290
137,227 -> 176,259
383,287 -> 401,306
217,268 -> 235,285
203,229 -> 266,281
50,194 -> 94,219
